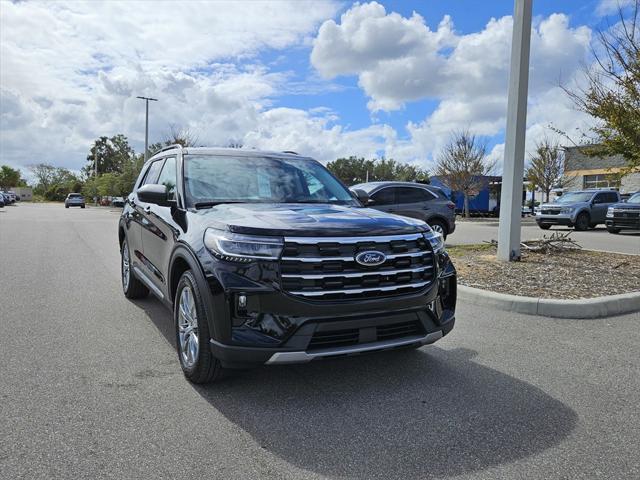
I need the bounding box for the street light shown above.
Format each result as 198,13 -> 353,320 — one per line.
136,96 -> 158,162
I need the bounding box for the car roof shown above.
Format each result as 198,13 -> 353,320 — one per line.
148,146 -> 310,162
353,181 -> 436,192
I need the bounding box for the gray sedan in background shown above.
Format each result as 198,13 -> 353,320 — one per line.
352,181 -> 456,238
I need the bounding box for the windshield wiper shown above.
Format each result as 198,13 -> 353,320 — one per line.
193,201 -> 247,210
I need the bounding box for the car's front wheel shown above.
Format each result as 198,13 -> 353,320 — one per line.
607,227 -> 621,234
538,223 -> 551,230
121,239 -> 148,299
175,271 -> 228,384
428,219 -> 448,240
574,212 -> 590,231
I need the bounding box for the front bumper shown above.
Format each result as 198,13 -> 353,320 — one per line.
536,214 -> 574,225
606,218 -> 640,230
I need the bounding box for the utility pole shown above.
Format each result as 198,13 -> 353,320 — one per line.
136,96 -> 158,162
497,0 -> 532,261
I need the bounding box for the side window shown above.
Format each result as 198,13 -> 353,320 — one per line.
156,157 -> 177,200
606,192 -> 619,203
396,187 -> 433,204
370,188 -> 396,205
593,192 -> 615,204
141,159 -> 165,187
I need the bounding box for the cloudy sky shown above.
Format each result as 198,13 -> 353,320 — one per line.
0,0 -> 631,175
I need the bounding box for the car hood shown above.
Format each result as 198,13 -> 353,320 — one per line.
540,203 -> 582,209
611,202 -> 640,209
195,203 -> 429,237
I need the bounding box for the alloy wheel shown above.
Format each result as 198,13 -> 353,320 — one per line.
178,286 -> 199,368
122,242 -> 130,291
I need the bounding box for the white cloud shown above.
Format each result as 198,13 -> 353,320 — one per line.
596,0 -> 635,16
311,2 -> 595,172
0,0 -> 340,171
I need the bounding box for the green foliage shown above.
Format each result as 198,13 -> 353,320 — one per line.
84,134 -> 135,177
326,156 -> 429,186
0,165 -> 23,189
28,163 -> 83,201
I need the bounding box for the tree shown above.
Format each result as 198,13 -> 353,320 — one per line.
525,139 -> 565,202
564,1 -> 640,173
327,156 -> 429,185
84,134 -> 135,176
163,124 -> 199,148
28,163 -> 58,194
0,165 -> 22,189
434,131 -> 495,218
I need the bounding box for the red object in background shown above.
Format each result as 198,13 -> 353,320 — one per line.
446,202 -> 455,209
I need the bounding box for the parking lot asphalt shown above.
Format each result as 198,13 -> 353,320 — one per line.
448,217 -> 639,255
1,203 -> 639,480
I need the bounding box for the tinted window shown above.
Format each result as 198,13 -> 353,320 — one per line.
141,159 -> 165,186
594,192 -> 617,204
396,187 -> 434,204
156,157 -> 177,200
370,188 -> 396,205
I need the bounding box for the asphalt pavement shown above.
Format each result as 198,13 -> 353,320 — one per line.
1,203 -> 639,479
448,217 -> 639,255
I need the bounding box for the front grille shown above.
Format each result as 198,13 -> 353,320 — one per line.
613,209 -> 640,218
541,209 -> 561,215
307,320 -> 424,351
280,233 -> 435,300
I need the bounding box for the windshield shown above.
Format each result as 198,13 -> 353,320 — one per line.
184,155 -> 357,207
627,193 -> 640,204
555,192 -> 593,204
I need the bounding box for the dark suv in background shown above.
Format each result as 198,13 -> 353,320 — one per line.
119,146 -> 457,383
351,182 -> 456,239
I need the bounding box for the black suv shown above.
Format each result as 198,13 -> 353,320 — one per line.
119,146 -> 457,383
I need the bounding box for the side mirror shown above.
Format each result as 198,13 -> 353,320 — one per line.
137,184 -> 170,206
352,188 -> 370,205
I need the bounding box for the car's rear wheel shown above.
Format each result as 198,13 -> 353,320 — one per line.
607,227 -> 621,234
175,271 -> 228,384
428,219 -> 448,240
574,212 -> 590,231
121,239 -> 148,299
538,224 -> 551,230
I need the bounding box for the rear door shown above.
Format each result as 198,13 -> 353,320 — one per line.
394,187 -> 436,221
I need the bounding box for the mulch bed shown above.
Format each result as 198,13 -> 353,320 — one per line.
448,244 -> 640,299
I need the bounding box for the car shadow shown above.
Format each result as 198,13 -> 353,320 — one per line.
133,297 -> 578,479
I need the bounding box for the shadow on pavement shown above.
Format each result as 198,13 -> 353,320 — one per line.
135,296 -> 577,479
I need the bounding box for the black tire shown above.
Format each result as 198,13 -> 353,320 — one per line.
538,224 -> 551,230
607,227 -> 621,234
81,205 -> 85,209
428,219 -> 448,240
574,212 -> 590,231
121,238 -> 148,299
65,205 -> 69,208
174,271 -> 228,384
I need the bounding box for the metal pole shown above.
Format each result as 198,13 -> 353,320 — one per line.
497,0 -> 532,261
136,96 -> 158,163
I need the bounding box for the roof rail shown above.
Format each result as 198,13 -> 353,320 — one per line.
156,144 -> 184,154
282,150 -> 299,155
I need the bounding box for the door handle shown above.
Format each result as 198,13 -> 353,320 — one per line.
144,206 -> 152,213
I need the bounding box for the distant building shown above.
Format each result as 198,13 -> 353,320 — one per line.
563,146 -> 640,194
12,187 -> 33,201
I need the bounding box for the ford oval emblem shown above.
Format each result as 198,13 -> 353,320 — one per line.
355,250 -> 387,267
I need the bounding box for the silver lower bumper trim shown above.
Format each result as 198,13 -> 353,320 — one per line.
265,330 -> 443,365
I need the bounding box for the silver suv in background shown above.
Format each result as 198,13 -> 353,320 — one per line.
64,193 -> 85,208
536,189 -> 620,231
351,182 -> 456,238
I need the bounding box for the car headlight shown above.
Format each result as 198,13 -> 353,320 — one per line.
204,228 -> 283,262
606,207 -> 615,217
423,230 -> 445,254
560,207 -> 574,214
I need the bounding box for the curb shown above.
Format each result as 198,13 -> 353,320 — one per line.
458,285 -> 640,319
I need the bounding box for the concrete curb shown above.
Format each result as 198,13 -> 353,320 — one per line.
458,285 -> 640,319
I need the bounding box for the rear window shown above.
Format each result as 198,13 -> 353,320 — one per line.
69,194 -> 83,198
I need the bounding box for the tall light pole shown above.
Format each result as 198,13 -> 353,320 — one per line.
497,0 -> 532,261
136,96 -> 158,162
